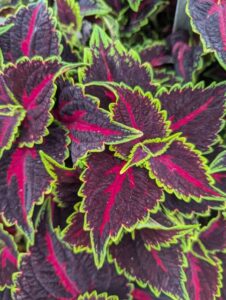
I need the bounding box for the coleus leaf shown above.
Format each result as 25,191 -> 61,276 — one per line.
109,232 -> 185,299
79,26 -> 155,93
198,214 -> 226,253
63,207 -> 91,252
187,0 -> 226,69
80,150 -> 163,267
171,39 -> 203,82
140,225 -> 192,250
0,122 -> 68,235
0,225 -> 18,288
132,285 -> 171,300
40,152 -> 81,205
217,253 -> 226,300
14,205 -> 131,299
120,135 -> 178,174
56,85 -> 141,163
0,1 -> 61,62
146,138 -> 220,201
84,82 -> 117,110
163,193 -> 224,218
0,289 -> 12,300
210,150 -> 226,194
0,105 -> 25,158
2,58 -> 60,146
78,291 -> 118,300
79,0 -> 111,17
56,0 -> 82,30
139,40 -> 172,67
157,83 -> 226,152
111,84 -> 170,159
183,252 -> 222,300
56,0 -> 82,44
123,0 -> 167,35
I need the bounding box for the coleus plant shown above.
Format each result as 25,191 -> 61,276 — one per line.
0,0 -> 225,299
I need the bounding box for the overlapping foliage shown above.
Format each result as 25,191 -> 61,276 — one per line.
0,0 -> 225,299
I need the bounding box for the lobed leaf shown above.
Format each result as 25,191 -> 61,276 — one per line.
80,150 -> 163,267
157,83 -> 226,152
56,85 -> 141,163
0,1 -> 60,62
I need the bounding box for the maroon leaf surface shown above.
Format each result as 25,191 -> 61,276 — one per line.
0,123 -> 68,234
139,41 -> 172,67
56,0 -> 81,29
183,252 -> 222,300
140,226 -> 190,250
112,84 -> 170,158
0,2 -> 60,62
199,214 -> 226,252
2,58 -> 60,146
0,106 -> 25,158
63,209 -> 91,251
14,207 -> 131,299
188,0 -> 226,68
110,232 -> 185,299
217,253 -> 226,300
0,226 -> 18,288
81,151 -> 163,266
124,0 -> 166,35
163,193 -> 224,218
157,83 -> 226,151
56,85 -> 141,163
147,138 -> 219,201
41,152 -> 81,205
79,26 -> 155,93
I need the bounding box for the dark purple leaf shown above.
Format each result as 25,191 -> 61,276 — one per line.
14,207 -> 131,299
157,83 -> 226,151
0,289 -> 12,300
56,0 -> 82,44
78,291 -> 118,300
147,138 -> 220,201
79,26 -> 155,93
40,152 -> 81,205
172,41 -> 203,82
132,286 -> 171,299
112,84 -> 170,158
140,226 -> 191,250
217,253 -> 226,300
81,150 -> 163,266
139,41 -> 172,67
56,0 -> 82,29
0,2 -> 60,62
79,0 -> 111,16
0,123 -> 68,234
84,83 -> 117,110
2,58 -> 60,146
110,232 -> 185,299
0,106 -> 25,158
124,0 -> 167,35
184,252 -> 222,300
188,0 -> 226,68
0,225 -> 18,288
199,214 -> 226,252
56,85 -> 141,163
163,193 -> 224,218
63,209 -> 91,251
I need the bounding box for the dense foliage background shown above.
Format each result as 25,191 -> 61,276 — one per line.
0,0 -> 225,299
